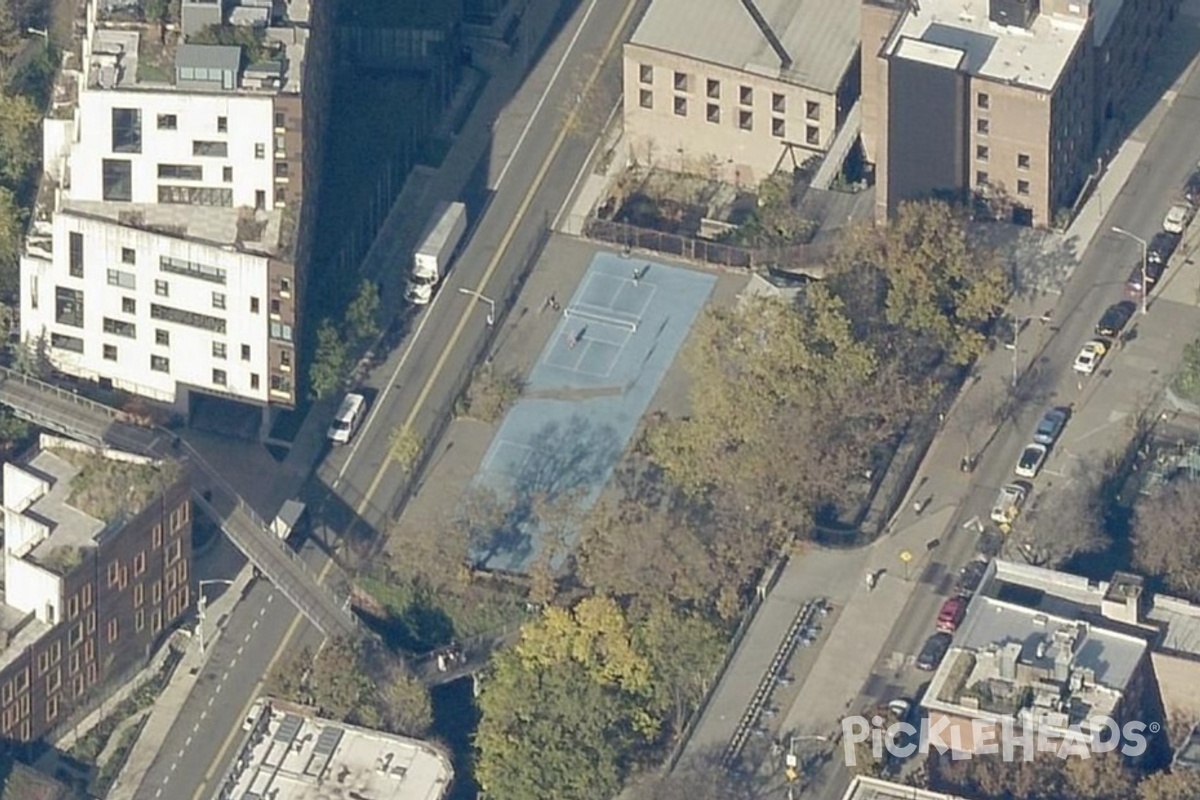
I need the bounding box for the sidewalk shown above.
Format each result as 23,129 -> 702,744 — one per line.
106,564 -> 257,800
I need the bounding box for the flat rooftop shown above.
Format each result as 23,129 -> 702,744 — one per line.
888,0 -> 1093,92
1148,595 -> 1200,658
926,596 -> 1146,724
629,0 -> 859,94
62,201 -> 285,254
229,702 -> 453,800
842,776 -> 973,800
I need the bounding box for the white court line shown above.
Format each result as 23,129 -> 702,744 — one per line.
481,439 -> 534,475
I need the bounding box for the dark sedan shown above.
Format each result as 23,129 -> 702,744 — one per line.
1148,231 -> 1181,265
916,632 -> 954,671
1126,260 -> 1165,297
1095,301 -> 1136,337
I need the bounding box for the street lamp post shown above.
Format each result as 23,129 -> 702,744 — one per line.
457,287 -> 495,326
1112,226 -> 1148,315
197,579 -> 234,654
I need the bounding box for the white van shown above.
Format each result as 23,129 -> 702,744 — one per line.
327,392 -> 366,445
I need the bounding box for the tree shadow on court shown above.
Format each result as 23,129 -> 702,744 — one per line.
470,413 -> 623,569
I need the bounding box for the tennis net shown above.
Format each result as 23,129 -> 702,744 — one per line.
562,306 -> 638,332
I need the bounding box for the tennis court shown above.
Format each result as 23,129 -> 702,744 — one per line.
471,252 -> 715,573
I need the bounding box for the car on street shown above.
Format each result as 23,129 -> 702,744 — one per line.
1148,231 -> 1182,264
1125,260 -> 1165,298
1033,408 -> 1069,446
1014,443 -> 1049,479
1095,301 -> 1136,337
956,559 -> 990,595
990,482 -> 1029,525
1164,202 -> 1195,234
888,698 -> 913,721
1185,170 -> 1200,205
1073,340 -> 1108,375
936,596 -> 967,633
916,632 -> 954,671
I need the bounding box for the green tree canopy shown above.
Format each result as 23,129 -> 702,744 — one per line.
346,278 -> 380,344
0,91 -> 41,191
1133,482 -> 1200,601
308,318 -> 347,399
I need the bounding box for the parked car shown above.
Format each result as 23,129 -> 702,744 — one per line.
1095,301 -> 1136,337
888,698 -> 913,721
936,597 -> 967,633
1126,260 -> 1165,297
916,632 -> 954,671
1148,231 -> 1182,264
1074,340 -> 1108,375
1014,443 -> 1049,479
1033,408 -> 1069,446
990,483 -> 1029,525
1185,171 -> 1200,205
956,559 -> 990,596
1164,202 -> 1195,234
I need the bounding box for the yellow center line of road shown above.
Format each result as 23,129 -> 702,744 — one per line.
190,6 -> 639,798
353,0 -> 641,518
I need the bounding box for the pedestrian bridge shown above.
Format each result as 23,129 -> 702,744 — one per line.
0,367 -> 363,643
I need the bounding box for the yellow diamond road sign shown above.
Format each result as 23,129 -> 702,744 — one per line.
900,550 -> 913,563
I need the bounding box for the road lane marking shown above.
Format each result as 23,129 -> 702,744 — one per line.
200,710 -> 206,720
494,0 -> 600,190
244,633 -> 251,642
355,0 -> 642,518
259,606 -> 266,616
208,697 -> 214,707
185,736 -> 192,747
193,723 -> 199,733
252,619 -> 259,630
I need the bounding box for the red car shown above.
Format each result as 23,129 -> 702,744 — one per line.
936,597 -> 966,633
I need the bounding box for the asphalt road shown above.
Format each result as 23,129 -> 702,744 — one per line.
130,0 -> 642,796
804,37 -> 1200,800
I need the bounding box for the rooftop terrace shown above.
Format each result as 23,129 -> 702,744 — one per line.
228,700 -> 453,800
61,200 -> 286,254
888,0 -> 1096,92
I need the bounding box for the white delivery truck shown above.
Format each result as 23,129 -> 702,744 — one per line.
406,201 -> 468,305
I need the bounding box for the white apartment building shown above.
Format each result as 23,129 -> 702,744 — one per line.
19,0 -> 331,423
622,0 -> 860,184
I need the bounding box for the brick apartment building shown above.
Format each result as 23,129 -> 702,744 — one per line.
862,0 -> 1179,227
0,436 -> 192,744
622,0 -> 860,184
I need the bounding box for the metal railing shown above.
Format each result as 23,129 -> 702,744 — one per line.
0,365 -> 124,420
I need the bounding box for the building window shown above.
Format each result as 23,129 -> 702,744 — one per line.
102,158 -> 134,202
274,134 -> 285,154
192,140 -> 228,158
270,375 -> 292,395
155,329 -> 169,346
134,551 -> 146,577
151,355 -> 170,373
739,85 -> 752,106
806,100 -> 820,121
706,79 -> 720,100
82,586 -> 92,609
68,232 -> 84,277
772,93 -> 785,113
55,287 -> 84,328
639,89 -> 652,109
158,185 -> 233,207
707,103 -> 720,124
102,344 -> 117,361
976,118 -> 990,135
107,561 -> 119,587
255,143 -> 265,159
107,269 -> 136,289
121,247 -> 136,265
738,110 -> 753,131
976,145 -> 989,161
280,349 -> 291,368
223,166 -> 233,182
673,71 -> 688,91
102,317 -> 136,338
160,256 -> 226,284
1017,153 -> 1031,170
673,96 -> 687,117
121,297 -> 136,314
274,161 -> 289,178
50,333 -> 83,353
269,321 -> 293,342
155,279 -> 169,297
213,369 -> 227,386
1017,180 -> 1031,195
157,164 -> 203,180
217,116 -> 228,133
135,609 -> 145,632
275,186 -> 287,204
152,524 -> 163,548
106,619 -> 118,644
212,292 -> 226,310
112,108 -> 142,153
241,344 -> 251,361
977,92 -> 990,109
152,610 -> 162,634
976,171 -> 989,185
213,341 -> 227,359
639,63 -> 652,84
250,373 -> 260,390
46,669 -> 61,695
805,125 -> 819,146
280,277 -> 291,295
772,118 -> 785,138
274,111 -> 286,129
250,297 -> 260,314
157,114 -> 177,130
45,697 -> 58,722
152,580 -> 162,604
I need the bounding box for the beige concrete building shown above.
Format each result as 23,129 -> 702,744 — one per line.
862,0 -> 1179,227
622,0 -> 860,185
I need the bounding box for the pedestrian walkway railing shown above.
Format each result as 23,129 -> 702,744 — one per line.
0,365 -> 123,421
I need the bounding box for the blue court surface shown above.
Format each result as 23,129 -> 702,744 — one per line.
470,253 -> 716,573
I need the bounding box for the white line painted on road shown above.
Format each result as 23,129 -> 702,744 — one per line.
208,697 -> 215,707
244,633 -> 251,643
230,657 -> 237,668
259,606 -> 266,616
193,722 -> 199,733
251,619 -> 259,630
170,763 -> 177,773
267,593 -> 274,602
215,683 -> 222,694
238,644 -> 244,655
200,710 -> 207,720
495,0 -> 600,191
225,668 -> 232,679
156,788 -> 162,797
